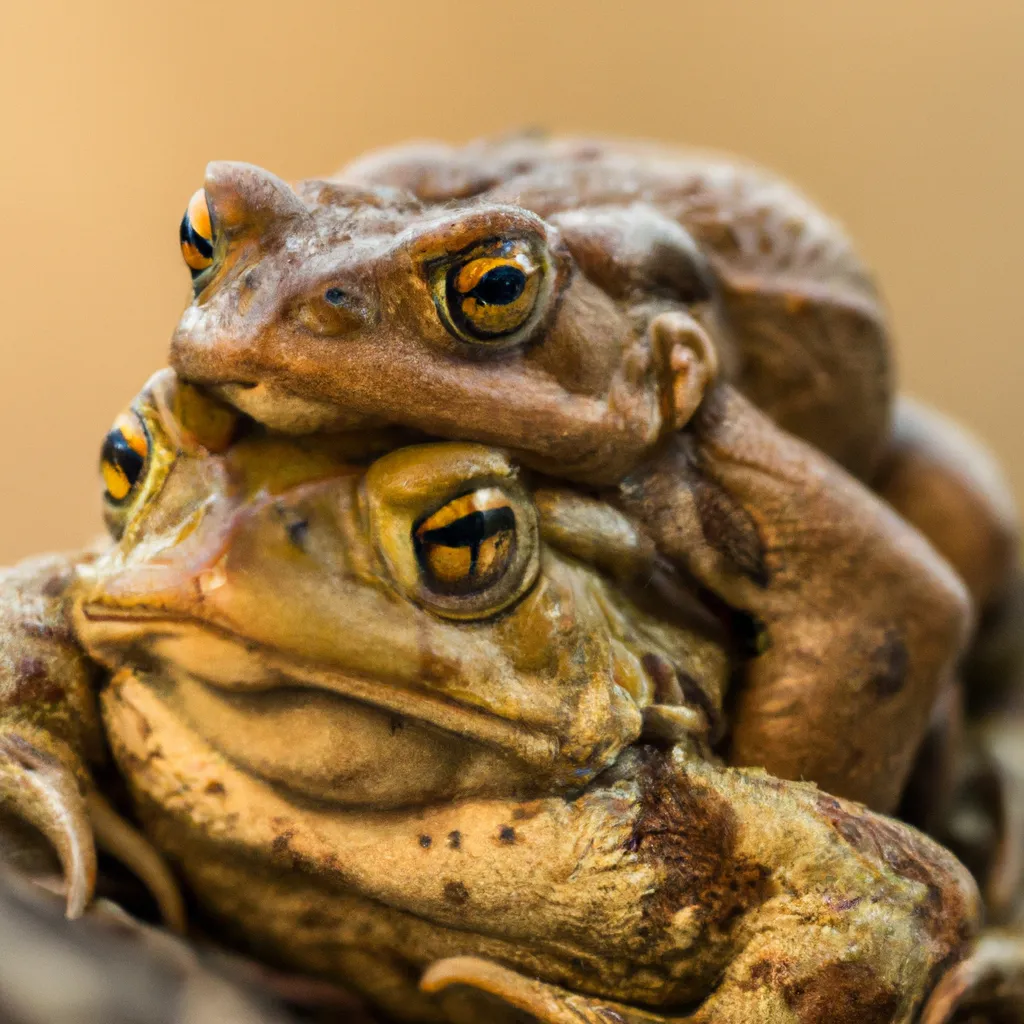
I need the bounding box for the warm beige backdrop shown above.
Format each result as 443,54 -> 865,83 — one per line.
0,0 -> 1021,563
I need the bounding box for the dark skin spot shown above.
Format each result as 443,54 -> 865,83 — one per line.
447,830 -> 461,850
419,834 -> 432,849
41,570 -> 72,599
866,629 -> 909,698
13,657 -> 64,705
690,472 -> 769,587
825,895 -> 863,913
780,961 -> 899,1024
442,881 -> 469,905
741,955 -> 797,992
510,802 -> 543,822
298,907 -> 332,928
390,716 -> 404,736
204,781 -> 226,795
272,831 -> 295,854
498,826 -> 516,844
628,753 -> 772,934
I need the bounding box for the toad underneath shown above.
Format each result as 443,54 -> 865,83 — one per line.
0,371 -> 979,1024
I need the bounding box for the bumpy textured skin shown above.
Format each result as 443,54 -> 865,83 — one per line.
172,136 -> 891,479
166,137 -> 996,810
340,136 -> 893,480
618,386 -> 969,810
0,374 -> 985,1022
169,135 -> 1018,614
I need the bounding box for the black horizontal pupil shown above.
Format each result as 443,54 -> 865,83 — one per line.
324,287 -> 345,305
101,429 -> 145,489
179,213 -> 214,283
179,214 -> 214,259
419,506 -> 515,550
468,265 -> 526,306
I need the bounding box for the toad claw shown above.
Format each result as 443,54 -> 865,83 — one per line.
88,789 -> 186,933
0,732 -> 96,919
421,956 -> 662,1024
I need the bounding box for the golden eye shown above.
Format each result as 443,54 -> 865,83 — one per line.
443,240 -> 542,342
179,188 -> 214,277
100,411 -> 149,504
414,488 -> 517,595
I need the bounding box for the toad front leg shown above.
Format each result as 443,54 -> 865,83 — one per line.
618,384 -> 971,812
0,552 -> 182,926
0,553 -> 104,917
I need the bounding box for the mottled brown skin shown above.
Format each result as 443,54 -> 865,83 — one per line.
617,386 -> 969,810
168,137 -> 1004,810
173,136 -> 893,482
0,373 -> 981,1023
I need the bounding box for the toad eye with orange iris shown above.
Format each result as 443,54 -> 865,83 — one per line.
442,240 -> 544,342
100,410 -> 149,506
414,488 -> 517,596
179,188 -> 214,279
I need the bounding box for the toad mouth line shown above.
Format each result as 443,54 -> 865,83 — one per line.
78,606 -> 560,769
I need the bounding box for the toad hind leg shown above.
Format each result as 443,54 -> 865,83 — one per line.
421,955 -> 915,1024
422,754 -> 980,1024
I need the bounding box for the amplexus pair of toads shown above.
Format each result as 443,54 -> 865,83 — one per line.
0,135 -> 1017,1023
173,134 -> 1019,812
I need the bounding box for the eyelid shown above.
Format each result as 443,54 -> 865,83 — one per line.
365,445 -> 516,510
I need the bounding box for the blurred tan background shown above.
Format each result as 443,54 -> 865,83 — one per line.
0,0 -> 1021,563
